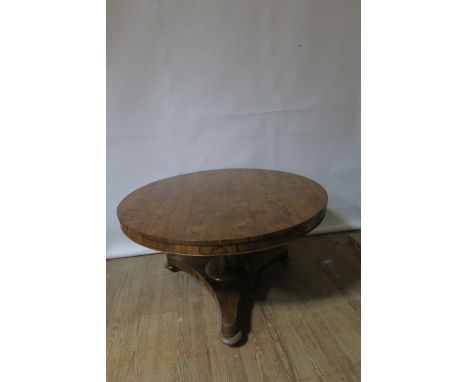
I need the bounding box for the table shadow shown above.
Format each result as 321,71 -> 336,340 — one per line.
234,233 -> 361,346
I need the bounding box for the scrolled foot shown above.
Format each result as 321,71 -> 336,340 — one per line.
165,263 -> 180,272
165,253 -> 181,272
219,330 -> 242,346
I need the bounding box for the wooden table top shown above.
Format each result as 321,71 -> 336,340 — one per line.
117,168 -> 327,255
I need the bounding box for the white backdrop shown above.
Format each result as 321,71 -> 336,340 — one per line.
107,0 -> 360,258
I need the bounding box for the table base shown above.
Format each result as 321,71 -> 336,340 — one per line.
165,245 -> 289,346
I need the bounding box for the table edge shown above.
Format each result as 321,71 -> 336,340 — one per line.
119,207 -> 326,255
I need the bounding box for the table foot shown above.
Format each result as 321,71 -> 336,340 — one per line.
165,254 -> 180,272
165,264 -> 180,272
220,330 -> 243,346
166,245 -> 288,347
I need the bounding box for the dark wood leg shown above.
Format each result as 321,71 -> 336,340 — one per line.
165,253 -> 180,272
166,245 -> 289,346
215,283 -> 244,345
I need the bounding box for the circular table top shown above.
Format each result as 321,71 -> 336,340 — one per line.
117,168 -> 327,255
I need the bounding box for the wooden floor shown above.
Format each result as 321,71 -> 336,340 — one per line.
107,231 -> 361,382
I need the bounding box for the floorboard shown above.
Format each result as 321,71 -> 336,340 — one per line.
107,231 -> 361,381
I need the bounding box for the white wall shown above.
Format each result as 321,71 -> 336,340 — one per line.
107,0 -> 360,258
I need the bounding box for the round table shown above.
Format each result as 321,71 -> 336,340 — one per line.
117,168 -> 327,346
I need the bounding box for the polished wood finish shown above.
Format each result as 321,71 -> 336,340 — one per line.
116,168 -> 328,346
166,246 -> 289,345
117,169 -> 327,255
204,255 -> 250,282
107,233 -> 361,381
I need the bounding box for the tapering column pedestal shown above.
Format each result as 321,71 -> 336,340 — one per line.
166,245 -> 289,346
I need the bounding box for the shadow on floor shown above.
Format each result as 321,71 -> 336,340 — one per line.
235,231 -> 361,346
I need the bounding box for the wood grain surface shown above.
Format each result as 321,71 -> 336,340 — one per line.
107,232 -> 361,382
117,169 -> 327,255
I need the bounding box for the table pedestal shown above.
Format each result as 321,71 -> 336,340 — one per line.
165,245 -> 289,346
